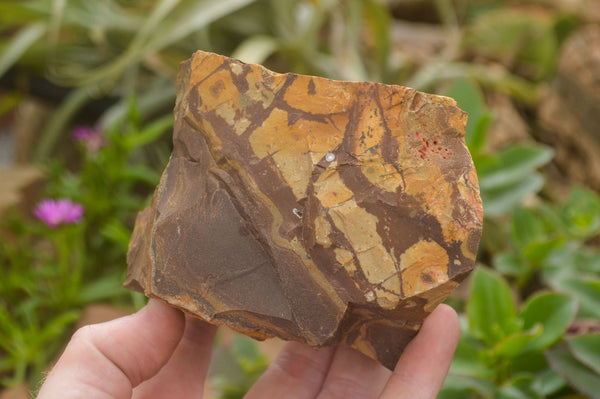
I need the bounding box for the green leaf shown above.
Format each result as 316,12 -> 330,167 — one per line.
531,368 -> 566,397
35,310 -> 80,345
481,173 -> 544,218
535,202 -> 566,233
567,334 -> 600,375
491,325 -> 542,358
553,279 -> 600,319
0,22 -> 46,78
122,115 -> 173,149
99,81 -> 176,129
211,333 -> 267,397
519,292 -> 578,351
49,0 -> 66,48
494,253 -> 530,277
363,0 -> 392,80
100,219 -> 132,250
0,305 -> 18,339
0,356 -> 15,374
0,91 -> 20,119
478,145 -> 553,191
562,186 -> 600,239
467,267 -> 519,345
147,0 -> 257,55
0,3 -> 46,25
232,35 -> 279,65
120,165 -> 161,186
465,8 -> 558,81
127,0 -> 182,52
511,206 -> 545,250
210,346 -> 248,395
441,374 -> 495,398
546,343 -> 600,399
469,113 -> 493,153
549,242 -> 600,279
468,63 -> 541,105
437,387 -> 479,399
542,242 -> 593,284
451,327 -> 494,379
232,334 -> 262,361
35,85 -> 97,161
79,274 -> 129,304
79,0 -> 257,86
446,78 -> 492,152
496,374 -> 539,399
523,237 -> 564,266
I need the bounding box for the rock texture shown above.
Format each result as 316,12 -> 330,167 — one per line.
125,51 -> 483,370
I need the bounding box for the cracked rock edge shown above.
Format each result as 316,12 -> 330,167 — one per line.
124,51 -> 483,370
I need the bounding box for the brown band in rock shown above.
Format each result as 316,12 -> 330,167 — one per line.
125,51 -> 483,370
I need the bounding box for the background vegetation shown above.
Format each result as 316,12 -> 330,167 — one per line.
1,0 -> 599,397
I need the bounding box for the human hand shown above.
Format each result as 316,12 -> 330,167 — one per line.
37,299 -> 459,399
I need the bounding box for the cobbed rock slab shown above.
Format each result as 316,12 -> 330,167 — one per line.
125,51 -> 483,370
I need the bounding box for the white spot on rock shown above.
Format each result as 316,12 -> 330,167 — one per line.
230,62 -> 243,75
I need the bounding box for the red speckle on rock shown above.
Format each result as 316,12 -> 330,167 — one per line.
411,132 -> 453,161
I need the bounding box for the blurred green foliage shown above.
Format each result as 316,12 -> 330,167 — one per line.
0,102 -> 168,389
1,0 -> 599,398
210,335 -> 269,398
442,268 -> 579,398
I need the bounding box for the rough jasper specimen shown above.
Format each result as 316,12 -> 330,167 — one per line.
125,51 -> 483,370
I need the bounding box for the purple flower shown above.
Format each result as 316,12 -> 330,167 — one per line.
72,126 -> 95,140
71,126 -> 105,153
34,199 -> 84,228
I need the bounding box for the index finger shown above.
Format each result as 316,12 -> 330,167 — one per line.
379,304 -> 460,399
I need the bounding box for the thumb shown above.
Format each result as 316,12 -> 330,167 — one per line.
37,299 -> 185,399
